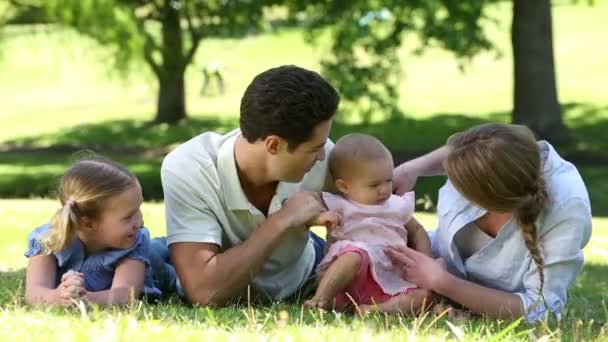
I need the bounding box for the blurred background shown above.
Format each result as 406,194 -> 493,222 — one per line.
0,0 -> 606,215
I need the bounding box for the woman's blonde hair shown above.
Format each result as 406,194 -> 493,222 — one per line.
41,156 -> 137,252
445,123 -> 548,295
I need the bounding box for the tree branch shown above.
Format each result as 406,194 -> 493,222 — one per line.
182,3 -> 203,66
127,6 -> 162,77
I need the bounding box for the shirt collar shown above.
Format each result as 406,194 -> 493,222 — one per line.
216,132 -> 299,213
217,133 -> 251,211
538,140 -> 558,176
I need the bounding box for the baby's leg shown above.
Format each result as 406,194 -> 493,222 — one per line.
359,289 -> 430,314
305,251 -> 362,310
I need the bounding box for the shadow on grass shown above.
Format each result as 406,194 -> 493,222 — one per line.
0,102 -> 607,214
1,115 -> 239,151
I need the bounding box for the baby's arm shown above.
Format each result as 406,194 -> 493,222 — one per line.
25,255 -> 84,306
404,217 -> 432,256
84,258 -> 145,306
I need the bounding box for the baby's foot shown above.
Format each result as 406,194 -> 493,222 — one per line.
304,296 -> 332,310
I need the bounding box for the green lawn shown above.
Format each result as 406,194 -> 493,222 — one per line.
0,199 -> 607,340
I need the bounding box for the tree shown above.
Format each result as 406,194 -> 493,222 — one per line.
296,0 -> 571,143
512,0 -> 570,144
291,1 -> 493,122
44,0 -> 277,124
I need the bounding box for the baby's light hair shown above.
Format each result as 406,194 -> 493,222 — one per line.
329,133 -> 392,179
40,155 -> 137,252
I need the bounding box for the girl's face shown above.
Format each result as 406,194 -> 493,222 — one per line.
337,157 -> 394,205
80,181 -> 144,252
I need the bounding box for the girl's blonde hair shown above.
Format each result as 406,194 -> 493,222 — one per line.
445,123 -> 548,295
41,157 -> 137,252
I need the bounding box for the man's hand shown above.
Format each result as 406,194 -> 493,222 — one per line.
313,211 -> 341,229
279,191 -> 327,229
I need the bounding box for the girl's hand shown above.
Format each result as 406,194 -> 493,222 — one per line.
57,270 -> 85,303
385,245 -> 448,290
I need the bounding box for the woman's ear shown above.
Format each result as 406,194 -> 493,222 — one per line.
335,178 -> 349,195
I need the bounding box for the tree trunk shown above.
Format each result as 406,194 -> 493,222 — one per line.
154,4 -> 186,124
511,0 -> 571,144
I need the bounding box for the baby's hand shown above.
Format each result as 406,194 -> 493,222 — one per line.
315,211 -> 340,229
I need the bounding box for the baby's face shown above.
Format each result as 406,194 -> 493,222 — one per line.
340,157 -> 394,205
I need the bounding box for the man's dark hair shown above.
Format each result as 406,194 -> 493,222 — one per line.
240,65 -> 340,151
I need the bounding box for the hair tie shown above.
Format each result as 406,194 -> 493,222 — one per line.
65,198 -> 76,207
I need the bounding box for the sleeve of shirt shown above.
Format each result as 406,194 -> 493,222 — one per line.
123,228 -> 152,266
515,197 -> 592,322
161,163 -> 223,247
24,224 -> 51,258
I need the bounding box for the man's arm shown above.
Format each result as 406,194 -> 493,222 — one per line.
171,192 -> 326,306
393,146 -> 450,195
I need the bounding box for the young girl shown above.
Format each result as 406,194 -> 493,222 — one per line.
305,133 -> 432,313
24,157 -> 162,306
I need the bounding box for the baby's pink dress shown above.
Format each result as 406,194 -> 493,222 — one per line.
318,192 -> 417,295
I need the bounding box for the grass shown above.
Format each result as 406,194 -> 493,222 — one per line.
0,199 -> 607,340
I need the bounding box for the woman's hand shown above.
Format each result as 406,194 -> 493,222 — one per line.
385,245 -> 447,290
392,163 -> 420,196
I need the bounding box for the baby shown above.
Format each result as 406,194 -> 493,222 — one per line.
305,133 -> 431,313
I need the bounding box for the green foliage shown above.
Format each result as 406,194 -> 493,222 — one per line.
44,0 -> 143,75
292,0 -> 496,122
42,0 -> 282,76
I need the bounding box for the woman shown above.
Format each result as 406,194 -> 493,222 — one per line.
389,123 -> 592,321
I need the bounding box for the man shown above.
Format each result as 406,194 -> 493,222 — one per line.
161,65 -> 339,305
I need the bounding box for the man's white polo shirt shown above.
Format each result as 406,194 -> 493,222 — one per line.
161,129 -> 333,300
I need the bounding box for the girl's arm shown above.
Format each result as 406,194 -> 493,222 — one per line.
84,258 -> 145,306
386,246 -> 524,319
404,217 -> 432,256
26,254 -> 80,306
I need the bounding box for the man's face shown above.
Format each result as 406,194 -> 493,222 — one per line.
270,120 -> 333,183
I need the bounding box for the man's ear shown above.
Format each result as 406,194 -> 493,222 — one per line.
335,178 -> 349,195
264,135 -> 286,155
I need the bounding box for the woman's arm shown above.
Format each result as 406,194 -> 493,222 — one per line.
392,146 -> 451,195
25,254 -> 82,306
84,258 -> 145,306
434,271 -> 525,318
386,246 -> 525,319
